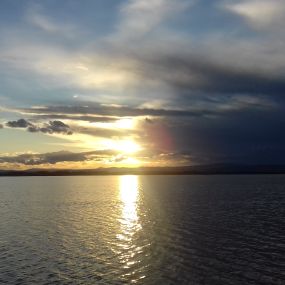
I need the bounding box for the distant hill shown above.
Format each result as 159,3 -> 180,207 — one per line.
2,164 -> 285,176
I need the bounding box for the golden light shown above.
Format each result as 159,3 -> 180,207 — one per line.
107,139 -> 141,154
116,118 -> 134,129
122,157 -> 141,165
120,175 -> 139,212
117,175 -> 141,241
118,140 -> 141,154
112,175 -> 149,282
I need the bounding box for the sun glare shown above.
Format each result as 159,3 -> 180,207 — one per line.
119,175 -> 141,235
118,140 -> 141,154
107,140 -> 141,154
116,118 -> 134,129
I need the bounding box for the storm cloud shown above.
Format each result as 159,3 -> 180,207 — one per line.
139,106 -> 285,165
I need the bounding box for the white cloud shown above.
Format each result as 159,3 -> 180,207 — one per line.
224,0 -> 285,30
116,0 -> 192,39
0,42 -> 140,92
25,4 -> 76,37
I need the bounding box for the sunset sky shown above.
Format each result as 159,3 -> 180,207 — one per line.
1,0 -> 285,169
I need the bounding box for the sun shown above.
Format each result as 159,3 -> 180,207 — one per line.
115,140 -> 141,154
116,118 -> 134,129
106,139 -> 142,154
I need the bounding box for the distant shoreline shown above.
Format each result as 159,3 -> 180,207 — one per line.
2,164 -> 285,176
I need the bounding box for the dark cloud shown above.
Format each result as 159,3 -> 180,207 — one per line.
19,104 -> 213,117
0,124 -> 3,129
18,96 -> 272,121
139,106 -> 285,165
142,52 -> 285,96
6,119 -> 32,128
145,117 -> 154,124
6,119 -> 73,135
0,150 -> 119,166
71,125 -> 136,138
5,116 -> 135,138
94,34 -> 285,103
32,114 -> 117,123
37,120 -> 73,135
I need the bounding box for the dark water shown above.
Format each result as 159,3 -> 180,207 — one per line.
0,175 -> 284,284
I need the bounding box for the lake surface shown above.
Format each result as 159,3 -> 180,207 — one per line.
0,175 -> 284,284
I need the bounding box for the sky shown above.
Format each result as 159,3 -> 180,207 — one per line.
1,0 -> 285,169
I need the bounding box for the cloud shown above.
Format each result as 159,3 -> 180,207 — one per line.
0,148 -> 192,168
4,115 -> 136,139
35,120 -> 73,135
136,104 -> 285,165
3,105 -> 285,166
6,119 -> 32,128
16,96 -> 274,122
70,124 -> 134,139
145,117 -> 154,124
31,114 -> 117,123
2,2 -> 285,106
6,119 -> 73,135
224,0 -> 285,30
18,104 -> 211,117
134,50 -> 285,96
2,0 -> 285,167
0,150 -> 119,166
117,0 -> 192,39
25,4 -> 76,37
101,30 -> 285,98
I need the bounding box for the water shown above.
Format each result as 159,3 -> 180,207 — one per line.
0,175 -> 284,284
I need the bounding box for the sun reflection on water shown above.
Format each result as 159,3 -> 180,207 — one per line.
118,175 -> 141,241
115,175 -> 146,283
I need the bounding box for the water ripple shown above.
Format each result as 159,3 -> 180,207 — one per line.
0,175 -> 284,284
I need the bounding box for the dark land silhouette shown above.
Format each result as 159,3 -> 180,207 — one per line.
2,164 -> 285,176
